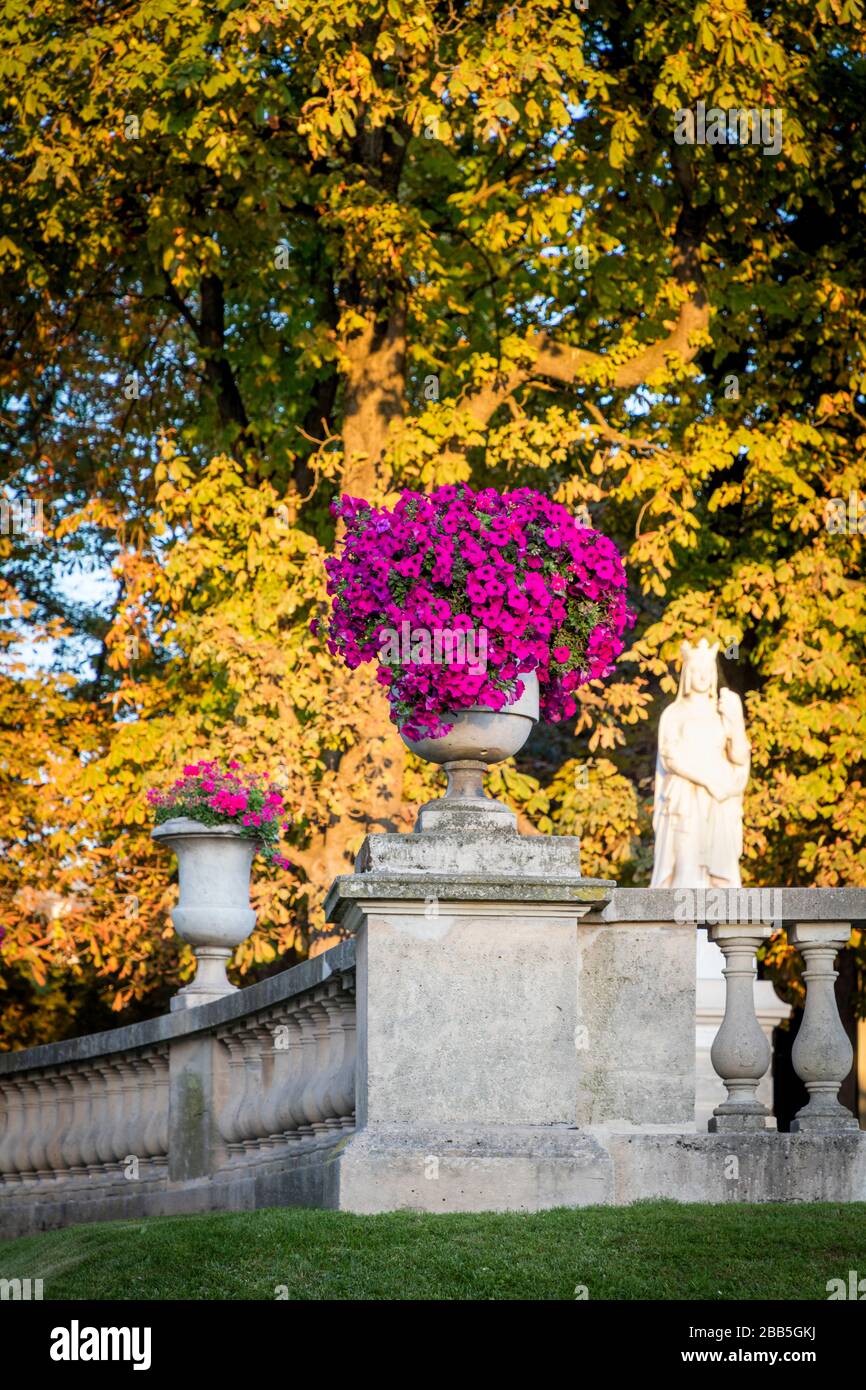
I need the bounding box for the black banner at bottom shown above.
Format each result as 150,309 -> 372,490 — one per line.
2,1297 -> 861,1375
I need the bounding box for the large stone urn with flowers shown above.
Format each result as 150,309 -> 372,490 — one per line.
320,485 -> 632,831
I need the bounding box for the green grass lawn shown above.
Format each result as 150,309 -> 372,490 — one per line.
2,1200 -> 865,1300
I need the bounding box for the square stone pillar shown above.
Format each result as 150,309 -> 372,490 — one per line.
324,829 -> 616,1211
323,836 -> 702,1210
332,832 -> 612,1131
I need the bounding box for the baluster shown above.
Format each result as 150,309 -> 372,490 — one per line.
78,1065 -> 108,1176
217,1028 -> 250,1161
707,925 -> 772,1131
112,1057 -> 142,1180
0,976 -> 358,1200
41,1073 -> 74,1181
14,1077 -> 41,1181
299,995 -> 336,1142
314,980 -> 356,1134
0,1080 -> 26,1183
0,1081 -> 10,1183
26,1074 -> 55,1180
275,1007 -> 309,1144
131,1053 -> 166,1176
128,1055 -> 153,1168
287,1004 -> 320,1144
258,1010 -> 298,1148
789,922 -> 859,1132
61,1067 -> 92,1178
94,1061 -> 123,1172
236,1023 -> 270,1154
329,976 -> 357,1132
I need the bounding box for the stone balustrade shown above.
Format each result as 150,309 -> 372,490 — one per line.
0,942 -> 355,1238
0,1047 -> 170,1188
325,865 -> 866,1212
700,894 -> 861,1134
2,866 -> 866,1230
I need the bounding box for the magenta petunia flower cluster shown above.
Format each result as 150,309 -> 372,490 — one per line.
147,760 -> 293,869
321,485 -> 633,741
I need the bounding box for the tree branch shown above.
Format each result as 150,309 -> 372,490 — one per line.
454,159 -> 710,433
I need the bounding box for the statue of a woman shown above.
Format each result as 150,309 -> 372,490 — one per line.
650,639 -> 751,889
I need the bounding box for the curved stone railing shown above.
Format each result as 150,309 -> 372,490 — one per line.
0,1046 -> 170,1190
0,941 -> 355,1238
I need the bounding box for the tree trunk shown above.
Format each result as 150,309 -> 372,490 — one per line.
340,303 -> 407,499
306,302 -> 410,953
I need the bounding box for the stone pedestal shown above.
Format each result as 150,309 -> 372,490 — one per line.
324,837 -> 696,1212
329,832 -> 607,1132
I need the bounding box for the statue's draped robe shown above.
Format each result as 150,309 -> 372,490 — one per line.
650,700 -> 750,889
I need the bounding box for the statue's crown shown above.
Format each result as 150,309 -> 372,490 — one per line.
680,637 -> 719,660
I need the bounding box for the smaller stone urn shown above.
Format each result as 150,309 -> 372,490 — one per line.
152,817 -> 257,1010
400,670 -> 539,831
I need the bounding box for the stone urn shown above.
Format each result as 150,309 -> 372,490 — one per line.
400,670 -> 539,831
151,817 -> 257,1010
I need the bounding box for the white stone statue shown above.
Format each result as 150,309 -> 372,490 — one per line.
650,638 -> 750,889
